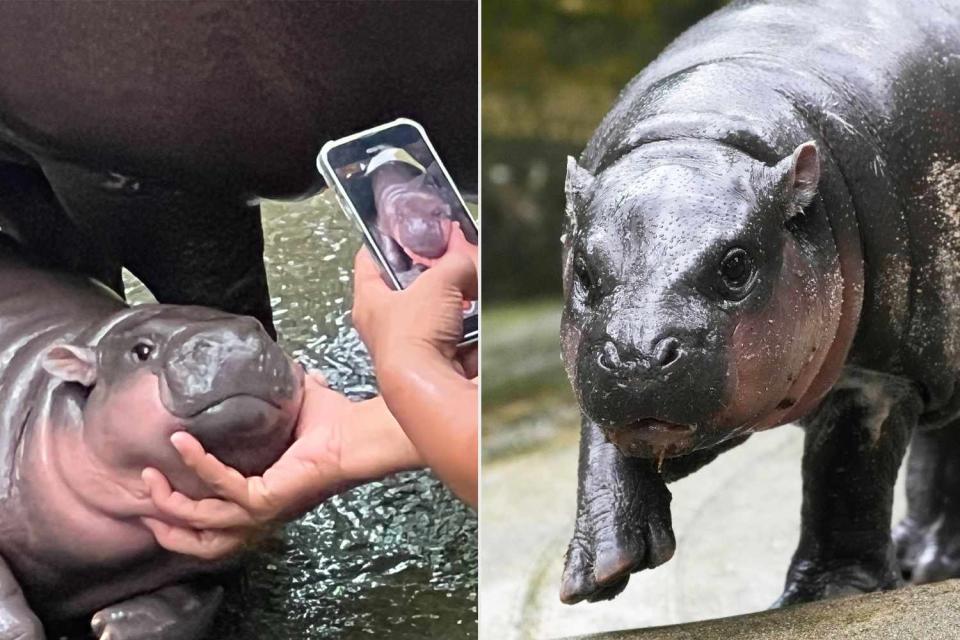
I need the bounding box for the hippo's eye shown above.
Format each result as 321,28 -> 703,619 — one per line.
131,342 -> 154,362
718,248 -> 756,296
573,254 -> 597,302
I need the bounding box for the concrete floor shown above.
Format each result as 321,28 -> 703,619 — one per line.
480,424 -> 908,640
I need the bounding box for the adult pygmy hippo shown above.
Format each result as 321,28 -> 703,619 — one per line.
0,1 -> 477,337
369,153 -> 477,286
0,235 -> 304,639
560,0 -> 960,607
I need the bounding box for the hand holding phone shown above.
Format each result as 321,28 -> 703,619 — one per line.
318,119 -> 479,344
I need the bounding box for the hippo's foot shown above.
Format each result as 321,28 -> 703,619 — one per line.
774,551 -> 902,607
560,510 -> 675,604
0,554 -> 44,640
91,584 -> 223,640
894,514 -> 960,584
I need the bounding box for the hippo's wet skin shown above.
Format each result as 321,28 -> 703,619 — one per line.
560,0 -> 960,607
0,237 -> 304,639
0,1 -> 477,337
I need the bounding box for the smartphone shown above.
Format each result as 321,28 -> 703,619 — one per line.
318,118 -> 478,345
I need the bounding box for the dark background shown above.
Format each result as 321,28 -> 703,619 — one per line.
482,0 -> 727,303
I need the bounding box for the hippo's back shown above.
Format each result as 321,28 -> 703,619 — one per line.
0,237 -> 124,497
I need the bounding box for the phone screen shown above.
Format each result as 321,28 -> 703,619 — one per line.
321,121 -> 479,341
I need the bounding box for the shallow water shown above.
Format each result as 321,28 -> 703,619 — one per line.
125,193 -> 477,639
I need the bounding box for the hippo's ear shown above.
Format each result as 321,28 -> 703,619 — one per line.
565,156 -> 595,229
773,141 -> 820,217
42,344 -> 98,387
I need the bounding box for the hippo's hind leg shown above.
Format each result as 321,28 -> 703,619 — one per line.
39,159 -> 276,338
91,583 -> 223,640
0,554 -> 44,640
777,380 -> 919,606
893,424 -> 960,583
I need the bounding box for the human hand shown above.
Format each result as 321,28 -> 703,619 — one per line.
140,374 -> 419,560
352,223 -> 478,378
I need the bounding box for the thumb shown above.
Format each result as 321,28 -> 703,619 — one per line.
418,248 -> 478,301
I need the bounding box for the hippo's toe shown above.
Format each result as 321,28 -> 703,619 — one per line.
894,515 -> 960,584
559,510 -> 675,605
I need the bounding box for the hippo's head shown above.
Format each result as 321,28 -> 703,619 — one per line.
378,172 -> 454,260
561,140 -> 847,460
41,306 -> 304,487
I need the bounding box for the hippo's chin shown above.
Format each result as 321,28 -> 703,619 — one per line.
183,395 -> 297,476
604,419 -> 700,459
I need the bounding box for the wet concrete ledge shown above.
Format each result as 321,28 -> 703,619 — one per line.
567,580 -> 960,640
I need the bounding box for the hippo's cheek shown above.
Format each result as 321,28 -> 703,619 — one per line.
83,370 -> 184,469
719,242 -> 843,432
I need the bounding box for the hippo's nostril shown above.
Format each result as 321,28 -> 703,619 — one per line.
598,341 -> 622,372
654,337 -> 681,368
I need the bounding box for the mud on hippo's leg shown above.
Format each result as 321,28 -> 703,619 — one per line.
91,583 -> 223,640
39,159 -> 276,338
560,415 -> 675,604
777,382 -> 918,607
0,553 -> 44,640
894,424 -> 960,584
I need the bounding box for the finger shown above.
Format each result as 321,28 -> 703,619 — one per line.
170,432 -> 257,508
142,468 -> 255,529
420,249 -> 478,301
353,246 -> 389,289
458,345 -> 478,379
141,517 -> 245,561
448,221 -> 479,268
306,369 -> 329,387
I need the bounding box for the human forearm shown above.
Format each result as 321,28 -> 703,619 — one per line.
338,395 -> 425,485
376,349 -> 478,508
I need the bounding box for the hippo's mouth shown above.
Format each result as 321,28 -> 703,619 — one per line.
174,393 -> 297,476
604,419 -> 699,459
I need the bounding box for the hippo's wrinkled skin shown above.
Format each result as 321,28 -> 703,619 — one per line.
0,236 -> 304,639
0,1 -> 476,337
370,161 -> 477,286
560,0 -> 960,607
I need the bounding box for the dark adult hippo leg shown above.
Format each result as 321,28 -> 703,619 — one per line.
776,381 -> 919,606
39,160 -> 276,338
893,424 -> 960,583
0,554 -> 44,640
0,162 -> 121,292
560,415 -> 675,604
90,583 -> 223,640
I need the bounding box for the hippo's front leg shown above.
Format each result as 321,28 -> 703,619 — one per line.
91,583 -> 223,640
0,554 -> 43,640
777,381 -> 919,606
560,416 -> 675,604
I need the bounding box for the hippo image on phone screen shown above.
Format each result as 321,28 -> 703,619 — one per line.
0,235 -> 304,639
560,0 -> 960,607
367,150 -> 477,287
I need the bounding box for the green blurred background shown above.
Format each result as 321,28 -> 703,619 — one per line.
481,0 -> 726,457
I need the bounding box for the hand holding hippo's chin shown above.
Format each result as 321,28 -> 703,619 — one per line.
0,238 -> 304,639
560,0 -> 960,608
